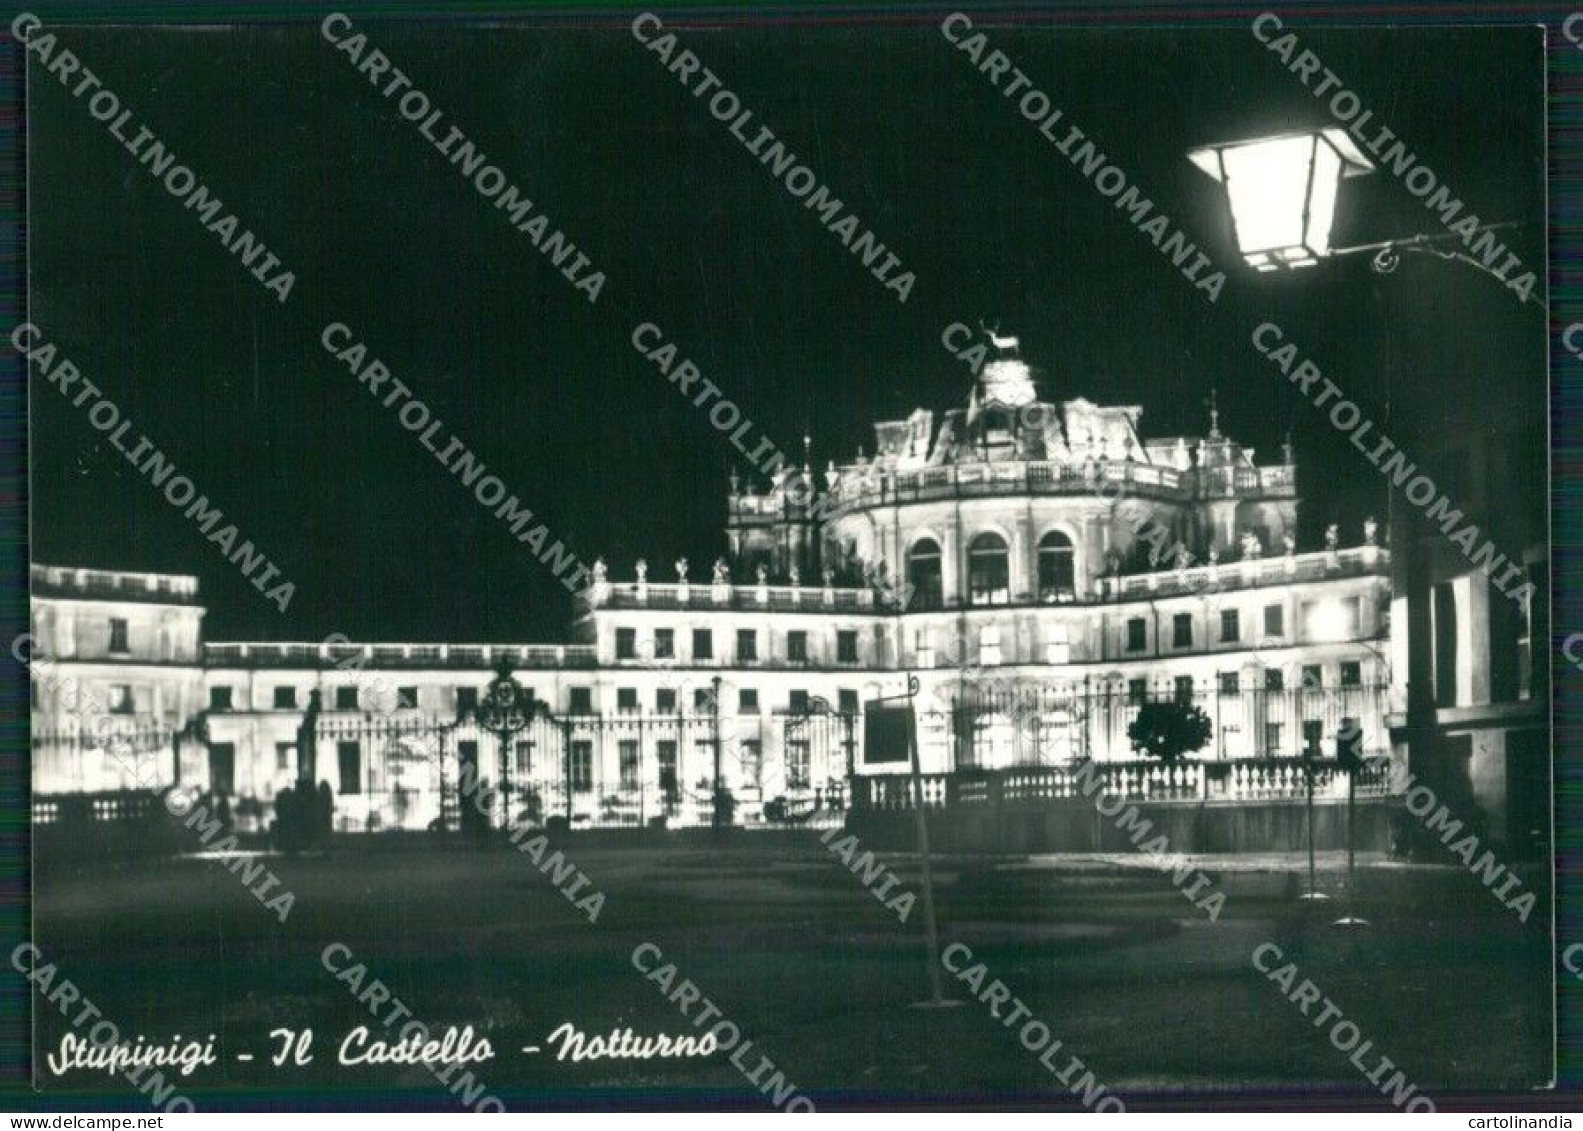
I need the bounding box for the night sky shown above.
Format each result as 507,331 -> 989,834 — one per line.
26,17 -> 1545,642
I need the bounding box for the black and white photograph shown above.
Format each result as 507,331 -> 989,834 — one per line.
7,2 -> 1573,1116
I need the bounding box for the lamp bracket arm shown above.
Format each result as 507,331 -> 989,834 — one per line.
1330,221 -> 1542,309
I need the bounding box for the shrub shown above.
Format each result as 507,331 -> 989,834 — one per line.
1126,700 -> 1212,764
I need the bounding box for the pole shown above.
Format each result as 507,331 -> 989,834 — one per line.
902,676 -> 947,1007
1298,756 -> 1327,901
496,727 -> 508,830
1306,764 -> 1316,890
563,718 -> 573,823
437,726 -> 450,833
711,675 -> 723,831
1332,738 -> 1370,927
1348,769 -> 1356,884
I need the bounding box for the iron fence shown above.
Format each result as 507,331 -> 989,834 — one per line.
306,710 -> 857,832
32,683 -> 1396,834
928,682 -> 1390,770
32,724 -> 185,795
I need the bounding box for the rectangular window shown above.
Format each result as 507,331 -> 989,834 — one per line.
788,631 -> 808,663
1126,618 -> 1147,653
108,618 -> 129,654
737,629 -> 757,662
1220,609 -> 1240,643
208,743 -> 235,797
1301,664 -> 1323,692
619,740 -> 640,790
656,687 -> 677,713
1263,722 -> 1283,755
209,685 -> 233,711
455,686 -> 478,714
515,739 -> 533,776
1172,613 -> 1193,649
979,624 -> 1002,666
273,686 -> 297,710
694,687 -> 715,713
789,689 -> 809,714
653,629 -> 674,660
740,739 -> 763,788
569,741 -> 593,792
1265,669 -> 1285,692
1218,672 -> 1239,696
1128,678 -> 1147,706
1264,604 -> 1285,637
617,687 -> 639,712
838,688 -> 859,715
335,686 -> 359,710
657,740 -> 678,801
692,629 -> 713,661
276,742 -> 293,772
739,687 -> 759,714
337,741 -> 361,795
615,627 -> 637,660
695,740 -> 713,787
786,738 -> 811,789
1045,624 -> 1071,665
1340,661 -> 1362,688
1521,561 -> 1547,701
915,627 -> 935,669
1305,595 -> 1360,642
1302,719 -> 1324,755
397,686 -> 419,709
1489,574 -> 1525,703
837,630 -> 859,664
1174,675 -> 1193,705
568,687 -> 593,715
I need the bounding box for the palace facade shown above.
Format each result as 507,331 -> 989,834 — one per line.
30,339 -> 1407,835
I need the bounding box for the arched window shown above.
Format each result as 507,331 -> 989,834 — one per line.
1038,531 -> 1077,603
968,533 -> 1010,606
907,538 -> 943,611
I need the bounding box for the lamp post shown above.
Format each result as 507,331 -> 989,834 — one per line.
711,674 -> 726,832
470,656 -> 541,831
1187,127 -> 1536,921
1187,129 -> 1537,304
1334,714 -> 1369,928
1298,738 -> 1328,902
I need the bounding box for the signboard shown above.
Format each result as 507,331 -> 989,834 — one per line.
862,702 -> 915,765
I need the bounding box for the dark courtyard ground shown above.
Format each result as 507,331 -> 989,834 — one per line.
26,834 -> 1553,1109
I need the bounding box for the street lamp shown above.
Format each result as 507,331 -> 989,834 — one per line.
1188,129 -> 1534,300
1188,129 -> 1374,270
1188,127 -> 1532,925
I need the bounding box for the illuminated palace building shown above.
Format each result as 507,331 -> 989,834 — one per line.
33,337 -> 1447,839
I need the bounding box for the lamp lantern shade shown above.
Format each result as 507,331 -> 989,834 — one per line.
1188,129 -> 1375,271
